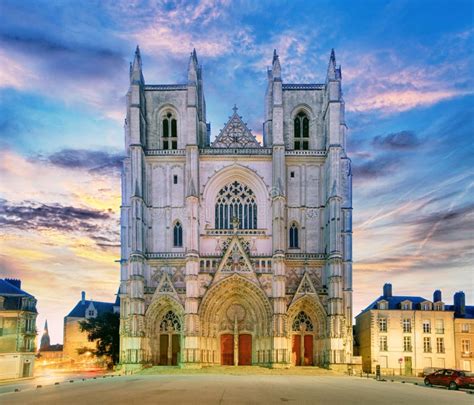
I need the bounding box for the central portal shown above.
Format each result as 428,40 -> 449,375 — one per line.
220,334 -> 252,365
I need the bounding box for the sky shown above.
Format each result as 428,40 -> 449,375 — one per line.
0,0 -> 473,345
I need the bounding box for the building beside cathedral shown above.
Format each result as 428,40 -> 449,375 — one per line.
119,47 -> 352,371
0,279 -> 37,379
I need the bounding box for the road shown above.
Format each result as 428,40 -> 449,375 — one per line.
0,373 -> 472,404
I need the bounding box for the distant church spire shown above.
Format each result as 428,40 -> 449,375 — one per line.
40,319 -> 50,351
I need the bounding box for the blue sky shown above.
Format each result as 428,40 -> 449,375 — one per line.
0,0 -> 473,344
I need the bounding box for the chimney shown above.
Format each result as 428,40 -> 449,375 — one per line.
454,291 -> 466,317
433,290 -> 442,303
5,278 -> 21,289
383,283 -> 392,298
81,291 -> 86,305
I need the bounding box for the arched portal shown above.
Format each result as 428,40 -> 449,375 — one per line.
145,296 -> 184,365
199,274 -> 273,365
287,295 -> 327,366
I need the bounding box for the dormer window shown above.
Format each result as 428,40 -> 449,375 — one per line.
401,301 -> 412,310
162,112 -> 178,150
434,302 -> 444,311
377,300 -> 388,310
294,111 -> 309,150
421,302 -> 432,311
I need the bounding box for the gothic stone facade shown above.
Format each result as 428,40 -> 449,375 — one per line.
119,48 -> 352,370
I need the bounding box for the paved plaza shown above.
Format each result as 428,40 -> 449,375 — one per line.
1,372 -> 472,404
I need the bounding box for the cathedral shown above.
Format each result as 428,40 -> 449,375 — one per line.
119,46 -> 353,371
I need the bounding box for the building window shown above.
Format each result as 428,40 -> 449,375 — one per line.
215,181 -> 257,230
436,337 -> 445,353
294,111 -> 309,150
160,310 -> 181,333
401,302 -> 411,310
292,311 -> 314,332
462,323 -> 470,333
435,319 -> 444,334
162,112 -> 178,150
173,222 -> 183,247
290,171 -> 295,178
379,336 -> 388,352
378,318 -> 387,332
403,318 -> 412,333
462,339 -> 471,354
378,301 -> 387,310
173,175 -> 178,184
403,336 -> 412,352
289,223 -> 299,248
423,337 -> 432,353
423,320 -> 431,334
88,310 -> 95,317
422,303 -> 431,311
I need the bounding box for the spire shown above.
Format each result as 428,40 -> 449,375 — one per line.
130,45 -> 144,84
272,49 -> 281,79
327,48 -> 337,81
40,319 -> 51,351
188,49 -> 198,83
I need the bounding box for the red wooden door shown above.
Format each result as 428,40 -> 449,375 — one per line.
292,335 -> 301,366
221,334 -> 234,365
238,334 -> 252,365
304,335 -> 313,366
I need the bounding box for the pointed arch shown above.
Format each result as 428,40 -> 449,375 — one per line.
289,222 -> 299,248
173,221 -> 183,247
287,295 -> 327,339
199,274 -> 272,337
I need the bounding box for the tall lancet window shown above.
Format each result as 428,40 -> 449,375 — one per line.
162,112 -> 178,150
215,181 -> 257,230
294,111 -> 309,150
173,221 -> 183,247
289,222 -> 299,248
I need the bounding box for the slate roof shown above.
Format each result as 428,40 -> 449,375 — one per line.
0,279 -> 36,312
445,305 -> 474,319
360,295 -> 433,314
0,279 -> 33,297
66,299 -> 118,318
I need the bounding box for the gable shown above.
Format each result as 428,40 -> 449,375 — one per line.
211,106 -> 261,148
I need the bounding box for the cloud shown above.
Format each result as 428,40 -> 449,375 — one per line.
372,130 -> 421,150
47,149 -> 123,174
343,30 -> 474,113
0,199 -> 112,233
352,155 -> 399,180
0,33 -> 127,122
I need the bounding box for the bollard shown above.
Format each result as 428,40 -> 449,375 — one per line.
55,382 -> 60,385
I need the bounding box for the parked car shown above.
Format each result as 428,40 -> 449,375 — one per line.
424,369 -> 474,390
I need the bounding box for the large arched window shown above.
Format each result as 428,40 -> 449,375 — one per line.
162,111 -> 178,150
215,181 -> 257,229
173,221 -> 183,247
294,111 -> 309,150
292,311 -> 314,332
289,222 -> 299,248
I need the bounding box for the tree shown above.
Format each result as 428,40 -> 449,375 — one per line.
79,311 -> 120,365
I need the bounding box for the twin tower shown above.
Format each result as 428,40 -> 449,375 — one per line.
119,46 -> 353,371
